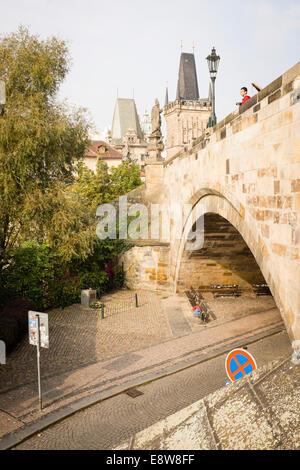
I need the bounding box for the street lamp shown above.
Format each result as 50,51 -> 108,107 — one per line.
206,47 -> 220,128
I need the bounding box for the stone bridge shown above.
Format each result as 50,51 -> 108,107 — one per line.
121,61 -> 300,345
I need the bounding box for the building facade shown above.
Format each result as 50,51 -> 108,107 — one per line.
109,98 -> 148,167
84,140 -> 123,172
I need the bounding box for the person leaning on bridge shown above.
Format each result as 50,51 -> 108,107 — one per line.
236,87 -> 251,106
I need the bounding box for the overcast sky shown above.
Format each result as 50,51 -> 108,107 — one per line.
1,0 -> 299,133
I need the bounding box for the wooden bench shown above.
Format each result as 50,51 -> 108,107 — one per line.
252,283 -> 271,296
210,284 -> 241,298
185,287 -> 215,322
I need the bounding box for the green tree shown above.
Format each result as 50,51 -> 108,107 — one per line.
110,160 -> 142,200
22,183 -> 96,262
75,158 -> 142,209
0,26 -> 91,267
2,240 -> 63,309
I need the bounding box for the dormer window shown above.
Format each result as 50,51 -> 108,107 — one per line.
98,145 -> 106,154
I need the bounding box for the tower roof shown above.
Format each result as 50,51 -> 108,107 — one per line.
176,52 -> 199,100
165,86 -> 169,106
111,98 -> 144,145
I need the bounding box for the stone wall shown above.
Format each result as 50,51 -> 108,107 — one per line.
123,61 -> 300,343
164,100 -> 211,158
164,61 -> 300,342
121,242 -> 170,290
177,213 -> 265,292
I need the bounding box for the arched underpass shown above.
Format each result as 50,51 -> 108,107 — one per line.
178,213 -> 267,291
125,62 -> 300,345
177,213 -> 279,324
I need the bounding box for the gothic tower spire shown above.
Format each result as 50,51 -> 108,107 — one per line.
164,50 -> 211,158
165,85 -> 169,107
176,52 -> 199,101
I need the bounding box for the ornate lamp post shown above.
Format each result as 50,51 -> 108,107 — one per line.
206,47 -> 220,128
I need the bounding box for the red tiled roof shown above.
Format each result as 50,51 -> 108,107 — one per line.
85,140 -> 123,160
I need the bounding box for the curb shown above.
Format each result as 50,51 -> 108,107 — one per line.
0,324 -> 285,450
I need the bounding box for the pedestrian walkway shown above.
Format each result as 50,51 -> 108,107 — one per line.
116,356 -> 300,450
0,287 -> 284,449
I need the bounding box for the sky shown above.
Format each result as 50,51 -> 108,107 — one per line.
1,0 -> 299,134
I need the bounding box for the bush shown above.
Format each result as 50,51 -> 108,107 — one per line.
0,238 -> 128,314
0,298 -> 36,351
49,281 -> 81,309
79,271 -> 109,298
112,267 -> 125,289
2,241 -> 62,310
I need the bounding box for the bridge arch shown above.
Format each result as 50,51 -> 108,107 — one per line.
172,191 -> 286,329
127,62 -> 300,346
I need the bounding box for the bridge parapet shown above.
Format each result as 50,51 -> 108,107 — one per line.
164,61 -> 300,168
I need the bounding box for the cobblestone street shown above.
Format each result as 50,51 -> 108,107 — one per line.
0,287 -> 286,446
13,332 -> 294,450
0,289 -> 172,391
0,288 -> 276,393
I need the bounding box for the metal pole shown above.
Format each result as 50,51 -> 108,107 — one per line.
211,77 -> 217,127
208,77 -> 217,128
36,314 -> 42,411
212,77 -> 216,121
101,303 -> 104,319
135,293 -> 138,308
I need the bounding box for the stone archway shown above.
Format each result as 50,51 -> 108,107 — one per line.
171,193 -> 290,336
177,212 -> 267,292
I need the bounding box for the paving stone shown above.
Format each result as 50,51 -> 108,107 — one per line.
103,353 -> 143,371
12,332 -> 293,450
254,360 -> 300,449
0,289 -> 288,443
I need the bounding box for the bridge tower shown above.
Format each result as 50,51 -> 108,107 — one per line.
164,52 -> 212,158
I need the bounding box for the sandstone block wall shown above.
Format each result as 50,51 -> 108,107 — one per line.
164,62 -> 300,341
177,213 -> 265,292
121,242 -> 170,290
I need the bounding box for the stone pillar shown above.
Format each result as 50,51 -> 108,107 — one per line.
145,119 -> 165,196
145,160 -> 164,195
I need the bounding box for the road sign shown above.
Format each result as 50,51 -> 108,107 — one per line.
28,311 -> 49,348
225,348 -> 257,382
28,311 -> 49,411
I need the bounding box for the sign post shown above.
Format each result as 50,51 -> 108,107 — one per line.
36,314 -> 42,411
28,311 -> 49,411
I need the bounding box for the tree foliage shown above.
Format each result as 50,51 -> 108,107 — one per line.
75,158 -> 142,209
0,26 -> 91,266
22,183 -> 96,262
0,27 -> 141,314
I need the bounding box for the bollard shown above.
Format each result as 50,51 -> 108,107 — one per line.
135,293 -> 138,308
101,303 -> 105,319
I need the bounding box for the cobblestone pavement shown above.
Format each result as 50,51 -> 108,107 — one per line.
0,290 -> 172,391
13,331 -> 293,450
117,351 -> 299,450
172,291 -> 277,333
0,288 -> 285,443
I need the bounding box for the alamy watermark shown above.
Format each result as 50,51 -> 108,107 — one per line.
96,196 -> 205,251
